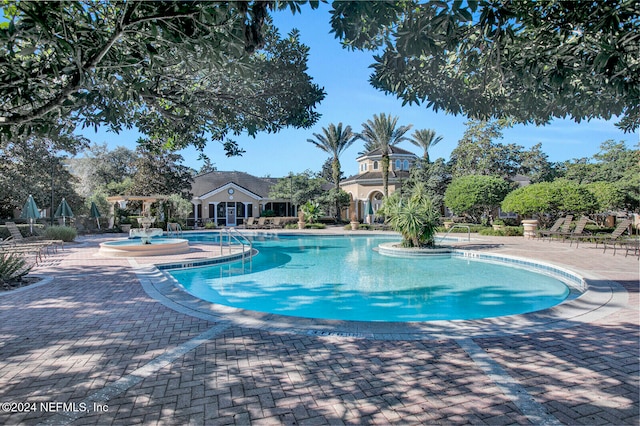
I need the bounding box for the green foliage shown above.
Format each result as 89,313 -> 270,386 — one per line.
260,210 -> 276,218
560,140 -> 640,211
330,1 -> 639,132
404,158 -> 450,211
315,189 -> 351,222
300,201 -> 323,224
357,113 -> 412,197
444,175 -> 511,223
449,120 -> 552,180
1,1 -> 324,153
166,194 -> 193,220
268,170 -> 325,206
501,180 -> 598,226
0,252 -> 32,284
307,122 -> 357,220
381,183 -> 440,247
44,226 -> 76,242
128,143 -> 193,197
0,137 -> 83,218
409,129 -> 443,162
584,182 -> 626,213
479,227 -> 524,237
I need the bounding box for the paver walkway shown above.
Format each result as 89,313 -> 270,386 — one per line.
0,230 -> 637,425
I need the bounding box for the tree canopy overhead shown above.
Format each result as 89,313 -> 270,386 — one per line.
330,0 -> 640,132
0,1 -> 325,154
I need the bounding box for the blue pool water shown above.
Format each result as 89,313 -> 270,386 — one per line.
169,235 -> 571,322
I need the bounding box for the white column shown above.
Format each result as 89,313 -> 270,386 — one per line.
213,202 -> 219,225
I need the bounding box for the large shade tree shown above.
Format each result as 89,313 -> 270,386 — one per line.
306,122 -> 357,220
358,113 -> 412,198
0,1 -> 325,155
330,1 -> 640,132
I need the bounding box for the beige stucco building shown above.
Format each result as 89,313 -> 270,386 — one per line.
189,146 -> 419,226
341,146 -> 418,222
190,171 -> 295,227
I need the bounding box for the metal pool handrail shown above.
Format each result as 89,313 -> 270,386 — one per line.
438,224 -> 471,243
220,227 -> 253,265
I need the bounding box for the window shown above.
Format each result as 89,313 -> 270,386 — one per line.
373,161 -> 379,170
395,159 -> 401,170
403,160 -> 410,170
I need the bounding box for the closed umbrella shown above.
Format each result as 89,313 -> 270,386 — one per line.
20,194 -> 40,234
90,202 -> 101,230
54,198 -> 74,226
364,200 -> 374,224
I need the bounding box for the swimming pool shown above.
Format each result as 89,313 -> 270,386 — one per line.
169,235 -> 574,322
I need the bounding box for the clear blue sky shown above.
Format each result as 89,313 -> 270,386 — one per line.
82,3 -> 638,178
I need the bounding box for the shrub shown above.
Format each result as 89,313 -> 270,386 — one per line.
0,252 -> 32,284
382,183 -> 440,247
501,180 -> 598,227
479,226 -> 523,236
44,226 -> 77,242
444,175 -> 511,224
305,223 -> 326,229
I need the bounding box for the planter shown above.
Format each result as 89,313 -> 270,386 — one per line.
297,221 -> 306,230
521,219 -> 538,239
120,224 -> 132,233
492,225 -> 504,231
350,221 -> 359,231
444,221 -> 454,230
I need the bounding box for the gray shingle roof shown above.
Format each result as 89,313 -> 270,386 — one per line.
192,171 -> 278,198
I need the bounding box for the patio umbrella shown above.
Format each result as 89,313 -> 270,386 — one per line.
364,200 -> 374,224
20,194 -> 40,234
54,198 -> 74,226
90,201 -> 101,230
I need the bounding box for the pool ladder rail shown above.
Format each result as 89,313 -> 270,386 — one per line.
166,222 -> 183,237
438,224 -> 471,244
219,227 -> 254,266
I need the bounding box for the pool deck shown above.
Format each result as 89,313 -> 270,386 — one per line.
0,228 -> 637,425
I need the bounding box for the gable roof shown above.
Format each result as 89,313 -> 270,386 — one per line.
192,171 -> 278,199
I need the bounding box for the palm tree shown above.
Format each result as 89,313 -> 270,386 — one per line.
307,122 -> 358,220
358,113 -> 412,198
409,129 -> 443,163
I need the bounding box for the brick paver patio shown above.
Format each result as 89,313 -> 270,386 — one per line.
0,230 -> 637,425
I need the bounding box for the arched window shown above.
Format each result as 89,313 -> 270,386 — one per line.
403,160 -> 410,170
395,159 -> 401,170
373,160 -> 379,170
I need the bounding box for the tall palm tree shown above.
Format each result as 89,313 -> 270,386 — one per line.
307,122 -> 358,220
358,113 -> 412,198
409,129 -> 443,163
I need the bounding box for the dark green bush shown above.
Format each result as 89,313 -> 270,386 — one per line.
44,226 -> 77,242
479,226 -> 523,237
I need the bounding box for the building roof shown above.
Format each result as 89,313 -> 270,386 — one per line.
356,145 -> 417,160
342,169 -> 412,184
192,171 -> 278,198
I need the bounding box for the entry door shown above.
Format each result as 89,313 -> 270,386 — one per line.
226,206 -> 236,227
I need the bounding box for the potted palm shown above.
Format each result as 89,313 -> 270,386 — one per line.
381,183 -> 439,248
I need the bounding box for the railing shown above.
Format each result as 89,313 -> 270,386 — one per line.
166,222 -> 183,237
438,224 -> 471,243
219,227 -> 254,267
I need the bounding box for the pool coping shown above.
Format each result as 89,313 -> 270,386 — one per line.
134,238 -> 628,341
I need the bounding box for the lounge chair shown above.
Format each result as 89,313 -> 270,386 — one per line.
243,217 -> 256,229
255,217 -> 267,229
557,216 -> 590,243
0,238 -> 44,264
268,217 -> 282,229
571,218 -> 632,249
609,238 -> 639,258
4,222 -> 61,253
538,216 -> 572,241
